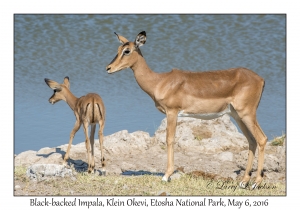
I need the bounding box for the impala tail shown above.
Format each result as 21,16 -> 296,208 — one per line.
84,100 -> 103,124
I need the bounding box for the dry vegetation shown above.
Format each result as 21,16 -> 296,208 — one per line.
14,135 -> 286,196
270,134 -> 285,146
14,166 -> 285,196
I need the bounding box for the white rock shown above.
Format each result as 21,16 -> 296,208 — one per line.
154,115 -> 247,153
15,150 -> 41,166
104,130 -> 150,154
215,151 -> 234,162
15,185 -> 21,190
27,164 -> 73,180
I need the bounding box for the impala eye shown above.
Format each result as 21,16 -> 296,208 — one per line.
123,49 -> 130,55
54,88 -> 61,93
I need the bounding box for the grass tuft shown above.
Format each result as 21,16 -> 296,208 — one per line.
270,134 -> 285,146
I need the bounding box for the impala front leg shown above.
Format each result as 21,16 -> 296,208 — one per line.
162,110 -> 178,182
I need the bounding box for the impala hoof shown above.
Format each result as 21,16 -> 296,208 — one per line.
88,169 -> 95,174
162,176 -> 171,182
239,181 -> 248,189
251,183 -> 258,190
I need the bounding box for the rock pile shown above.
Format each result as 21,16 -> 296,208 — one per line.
15,115 -> 286,182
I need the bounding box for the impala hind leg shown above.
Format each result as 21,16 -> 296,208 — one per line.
83,121 -> 93,173
99,118 -> 106,175
162,111 -> 177,182
231,107 -> 257,188
90,124 -> 96,172
64,118 -> 81,165
242,116 -> 267,189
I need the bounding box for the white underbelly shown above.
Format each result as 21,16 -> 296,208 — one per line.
178,104 -> 231,120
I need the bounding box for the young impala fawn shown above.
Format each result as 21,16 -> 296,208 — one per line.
45,76 -> 106,174
106,31 -> 267,189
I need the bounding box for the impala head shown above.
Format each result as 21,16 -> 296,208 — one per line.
44,76 -> 70,104
106,31 -> 146,74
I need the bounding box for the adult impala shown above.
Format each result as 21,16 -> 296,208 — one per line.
45,76 -> 106,174
106,31 -> 267,189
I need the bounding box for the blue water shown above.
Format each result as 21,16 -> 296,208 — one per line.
14,14 -> 286,154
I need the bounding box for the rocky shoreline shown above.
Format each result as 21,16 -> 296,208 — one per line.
15,115 -> 286,183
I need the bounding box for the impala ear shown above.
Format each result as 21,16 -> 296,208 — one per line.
44,78 -> 62,91
63,76 -> 70,89
114,32 -> 129,44
134,31 -> 146,48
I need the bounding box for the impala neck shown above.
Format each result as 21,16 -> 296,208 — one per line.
131,56 -> 160,99
64,89 -> 78,111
